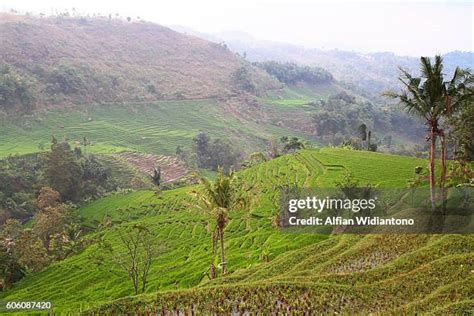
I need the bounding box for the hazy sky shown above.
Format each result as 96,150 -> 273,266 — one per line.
1,0 -> 472,56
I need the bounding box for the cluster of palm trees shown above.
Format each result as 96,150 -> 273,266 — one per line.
386,55 -> 473,210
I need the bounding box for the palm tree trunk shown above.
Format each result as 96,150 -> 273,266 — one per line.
367,131 -> 371,151
209,263 -> 216,279
210,230 -> 218,279
429,130 -> 437,211
440,133 -> 447,211
219,227 -> 226,275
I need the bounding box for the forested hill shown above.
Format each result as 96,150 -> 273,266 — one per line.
0,14 -> 280,111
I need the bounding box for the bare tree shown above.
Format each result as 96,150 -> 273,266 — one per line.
95,224 -> 163,295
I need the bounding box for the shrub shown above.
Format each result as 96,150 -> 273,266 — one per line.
0,64 -> 35,111
255,61 -> 333,85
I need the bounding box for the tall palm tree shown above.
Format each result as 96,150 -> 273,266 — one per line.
385,56 -> 445,210
439,67 -> 473,207
191,168 -> 248,276
386,56 -> 473,210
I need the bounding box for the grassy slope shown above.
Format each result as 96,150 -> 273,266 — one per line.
0,99 -> 319,158
3,148 -> 465,315
77,190 -> 157,228
0,150 -> 325,311
262,84 -> 340,107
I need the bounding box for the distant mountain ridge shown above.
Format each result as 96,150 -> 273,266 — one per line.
168,26 -> 473,100
221,42 -> 473,99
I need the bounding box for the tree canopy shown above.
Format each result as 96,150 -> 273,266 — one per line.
254,61 -> 333,85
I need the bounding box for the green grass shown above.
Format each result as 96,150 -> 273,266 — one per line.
0,100 -> 318,158
77,190 -> 158,228
1,149 -> 470,314
197,168 -> 218,181
263,84 -> 339,107
312,147 -> 432,187
91,235 -> 473,315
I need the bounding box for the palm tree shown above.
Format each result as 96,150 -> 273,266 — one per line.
386,56 -> 473,210
385,56 -> 445,210
439,67 -> 473,207
191,168 -> 248,276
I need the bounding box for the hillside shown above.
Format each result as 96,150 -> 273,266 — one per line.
177,29 -> 473,100
0,98 -> 317,158
3,149 -> 471,314
0,14 -> 427,160
0,15 -> 356,159
0,14 -> 279,110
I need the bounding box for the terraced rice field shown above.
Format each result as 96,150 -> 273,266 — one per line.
263,85 -> 339,107
313,148 -> 435,187
93,234 -> 473,315
1,149 -> 470,314
117,152 -> 195,184
0,99 -> 317,158
97,155 -> 153,189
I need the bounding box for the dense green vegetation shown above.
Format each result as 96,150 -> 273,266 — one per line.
309,91 -> 425,151
262,85 -> 339,107
255,61 -> 333,85
0,148 -> 125,224
0,64 -> 36,112
77,190 -> 157,228
191,132 -> 240,172
449,102 -> 474,161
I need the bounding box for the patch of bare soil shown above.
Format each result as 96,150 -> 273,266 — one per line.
117,152 -> 195,184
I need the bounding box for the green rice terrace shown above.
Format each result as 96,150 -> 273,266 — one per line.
1,148 -> 471,314
0,98 -> 317,159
